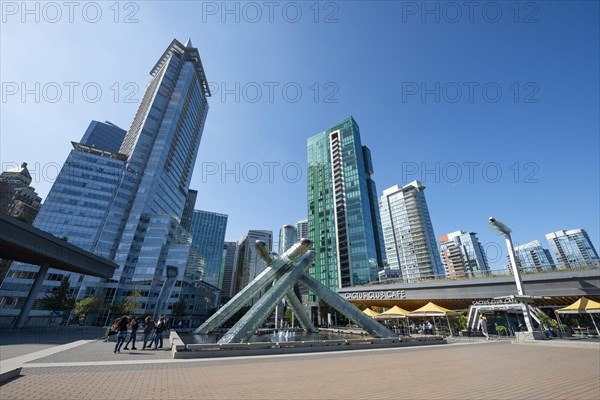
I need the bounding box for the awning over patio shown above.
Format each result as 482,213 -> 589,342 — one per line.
375,305 -> 410,319
362,308 -> 380,317
408,302 -> 461,317
557,297 -> 600,314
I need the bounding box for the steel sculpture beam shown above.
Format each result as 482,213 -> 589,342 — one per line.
299,274 -> 396,339
195,239 -> 312,334
284,290 -> 316,332
195,238 -> 395,343
218,251 -> 315,344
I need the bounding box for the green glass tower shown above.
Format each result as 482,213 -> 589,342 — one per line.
307,116 -> 385,291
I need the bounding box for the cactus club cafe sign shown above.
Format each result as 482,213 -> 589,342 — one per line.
342,290 -> 407,301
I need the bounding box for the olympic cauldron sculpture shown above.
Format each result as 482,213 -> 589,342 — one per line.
194,239 -> 395,344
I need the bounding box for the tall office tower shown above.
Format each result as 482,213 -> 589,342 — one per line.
91,38 -> 212,320
220,241 -> 238,303
307,116 -> 385,290
234,230 -> 272,295
439,231 -> 490,278
0,162 -> 42,224
1,39 -> 218,325
278,225 -> 297,255
0,121 -> 127,307
513,240 -> 555,272
545,229 -> 599,268
188,210 -> 228,288
379,181 -> 444,282
296,219 -> 309,239
180,189 -> 198,231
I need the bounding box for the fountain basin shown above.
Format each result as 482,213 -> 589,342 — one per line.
171,331 -> 446,359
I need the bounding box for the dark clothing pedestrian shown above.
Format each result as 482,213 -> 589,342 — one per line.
142,318 -> 155,350
113,316 -> 130,353
124,318 -> 140,350
153,315 -> 166,349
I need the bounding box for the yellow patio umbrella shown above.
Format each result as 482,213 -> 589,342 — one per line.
408,302 -> 461,336
376,305 -> 410,318
362,308 -> 380,318
556,297 -> 600,336
375,306 -> 411,335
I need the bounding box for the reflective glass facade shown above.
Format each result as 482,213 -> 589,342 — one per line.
307,116 -> 385,290
0,121 -> 126,305
545,229 -> 599,268
278,225 -> 297,254
188,210 -> 228,288
220,241 -> 238,302
440,231 -> 490,278
234,230 -> 272,295
379,181 -> 444,282
513,240 -> 555,272
93,39 -> 211,319
1,39 -> 218,325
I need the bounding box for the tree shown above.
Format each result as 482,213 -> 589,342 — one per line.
171,299 -> 187,318
74,296 -> 102,323
109,289 -> 141,317
39,275 -> 75,324
283,307 -> 294,324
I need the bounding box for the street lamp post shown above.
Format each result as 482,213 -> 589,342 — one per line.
489,217 -> 534,332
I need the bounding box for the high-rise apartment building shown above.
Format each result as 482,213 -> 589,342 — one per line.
513,240 -> 555,272
189,210 -> 228,288
439,231 -> 489,278
379,181 -> 444,282
545,229 -> 599,268
296,219 -> 308,239
234,230 -> 272,295
1,39 -> 219,325
307,116 -> 385,290
278,225 -> 297,255
220,241 -> 238,303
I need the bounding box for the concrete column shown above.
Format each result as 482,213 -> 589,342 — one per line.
14,263 -> 49,329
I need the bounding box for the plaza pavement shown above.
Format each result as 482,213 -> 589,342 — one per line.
1,335 -> 599,400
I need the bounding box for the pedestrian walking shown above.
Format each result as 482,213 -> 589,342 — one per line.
478,315 -> 489,340
123,317 -> 140,350
142,316 -> 155,350
153,314 -> 165,349
113,316 -> 130,353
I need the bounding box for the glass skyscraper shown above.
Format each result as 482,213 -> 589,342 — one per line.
188,210 -> 228,288
220,241 -> 238,303
234,230 -> 272,295
278,224 -> 297,255
439,231 -> 490,278
1,39 -> 219,325
379,181 -> 444,282
0,120 -> 127,308
545,229 -> 599,268
513,240 -> 555,272
307,116 -> 385,290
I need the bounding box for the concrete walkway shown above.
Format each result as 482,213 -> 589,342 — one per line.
1,339 -> 598,399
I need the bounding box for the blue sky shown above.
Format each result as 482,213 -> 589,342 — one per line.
1,1 -> 599,270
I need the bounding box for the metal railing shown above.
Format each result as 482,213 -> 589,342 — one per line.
372,260 -> 599,286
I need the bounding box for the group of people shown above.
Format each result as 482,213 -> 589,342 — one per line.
411,321 -> 434,334
112,314 -> 166,353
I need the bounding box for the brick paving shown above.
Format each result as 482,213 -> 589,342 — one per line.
29,339 -> 173,363
1,341 -> 598,399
